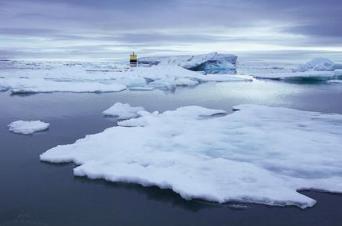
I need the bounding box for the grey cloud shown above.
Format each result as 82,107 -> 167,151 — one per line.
0,0 -> 341,59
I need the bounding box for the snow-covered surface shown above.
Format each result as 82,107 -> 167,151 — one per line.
327,80 -> 342,84
139,52 -> 238,74
40,104 -> 342,208
9,120 -> 50,135
103,103 -> 145,120
240,58 -> 342,82
237,61 -> 296,75
296,58 -> 335,72
1,58 -> 341,93
0,60 -> 251,94
0,78 -> 127,93
199,74 -> 254,82
253,71 -> 336,81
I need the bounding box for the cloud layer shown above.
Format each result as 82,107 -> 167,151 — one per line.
1,0 -> 341,59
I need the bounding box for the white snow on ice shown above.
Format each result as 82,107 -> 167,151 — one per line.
40,104 -> 342,208
9,120 -> 50,135
0,60 -> 251,94
199,74 -> 254,82
295,58 -> 335,72
0,78 -> 127,93
248,58 -> 342,81
103,103 -> 145,120
327,80 -> 342,84
253,71 -> 336,81
1,57 -> 341,94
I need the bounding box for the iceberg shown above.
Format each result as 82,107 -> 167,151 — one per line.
9,120 -> 50,135
103,103 -> 145,120
40,104 -> 342,208
295,58 -> 335,72
139,52 -> 238,74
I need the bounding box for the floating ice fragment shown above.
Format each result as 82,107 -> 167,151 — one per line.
103,103 -> 145,120
9,120 -> 50,135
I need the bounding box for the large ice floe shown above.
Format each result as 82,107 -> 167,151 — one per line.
0,59 -> 251,94
40,104 -> 342,208
9,120 -> 50,135
139,52 -> 238,74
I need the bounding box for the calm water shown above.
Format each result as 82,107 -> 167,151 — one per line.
1,80 -> 342,226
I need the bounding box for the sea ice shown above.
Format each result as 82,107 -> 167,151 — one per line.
335,69 -> 342,77
197,74 -> 254,82
327,80 -> 342,84
296,58 -> 335,72
40,104 -> 342,208
9,120 -> 50,135
0,60 -> 251,94
0,78 -> 127,94
103,103 -> 145,120
247,58 -> 341,82
139,52 -> 238,74
174,78 -> 200,87
253,71 -> 336,81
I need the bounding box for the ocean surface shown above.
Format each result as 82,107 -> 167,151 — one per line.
1,79 -> 342,226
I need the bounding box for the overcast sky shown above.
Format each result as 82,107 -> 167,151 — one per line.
1,0 -> 341,60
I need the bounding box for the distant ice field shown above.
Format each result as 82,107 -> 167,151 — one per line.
1,56 -> 342,94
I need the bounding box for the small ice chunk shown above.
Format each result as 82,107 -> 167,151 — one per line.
175,78 -> 199,86
9,120 -> 50,135
103,103 -> 145,120
148,79 -> 176,91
